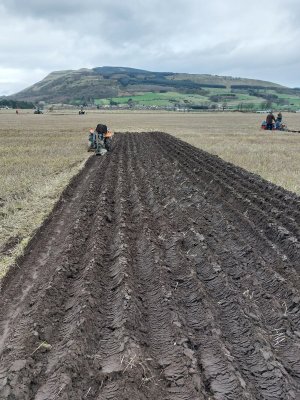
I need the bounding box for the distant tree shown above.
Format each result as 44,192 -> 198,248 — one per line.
260,101 -> 272,109
276,98 -> 288,106
260,93 -> 278,101
248,89 -> 260,97
0,99 -> 34,109
209,95 -> 220,102
127,98 -> 134,108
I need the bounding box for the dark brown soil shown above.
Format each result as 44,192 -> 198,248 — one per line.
0,132 -> 300,400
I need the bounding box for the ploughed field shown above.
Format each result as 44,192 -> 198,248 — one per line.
0,132 -> 300,400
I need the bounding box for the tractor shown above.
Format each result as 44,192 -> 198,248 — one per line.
88,124 -> 113,155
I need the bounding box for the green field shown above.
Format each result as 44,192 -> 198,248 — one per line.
94,89 -> 300,111
95,92 -> 209,107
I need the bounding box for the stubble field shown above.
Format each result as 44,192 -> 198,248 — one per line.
0,109 -> 299,278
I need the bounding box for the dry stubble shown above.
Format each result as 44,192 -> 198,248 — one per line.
0,109 -> 299,277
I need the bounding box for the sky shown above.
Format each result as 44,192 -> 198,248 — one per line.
0,0 -> 300,95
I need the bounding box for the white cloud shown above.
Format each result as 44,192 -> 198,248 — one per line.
0,67 -> 46,95
0,0 -> 300,95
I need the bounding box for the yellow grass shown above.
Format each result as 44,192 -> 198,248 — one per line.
0,111 -> 90,278
0,109 -> 299,278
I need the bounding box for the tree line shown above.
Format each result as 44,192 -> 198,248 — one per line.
0,99 -> 34,109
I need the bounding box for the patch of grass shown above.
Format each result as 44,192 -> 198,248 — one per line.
0,111 -> 92,278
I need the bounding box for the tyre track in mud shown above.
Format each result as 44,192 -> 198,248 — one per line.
0,132 -> 299,399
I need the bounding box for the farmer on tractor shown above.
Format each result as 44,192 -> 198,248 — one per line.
88,124 -> 113,155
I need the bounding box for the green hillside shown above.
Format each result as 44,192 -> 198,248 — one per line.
9,66 -> 300,111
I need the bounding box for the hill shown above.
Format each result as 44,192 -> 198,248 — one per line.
9,66 -> 300,111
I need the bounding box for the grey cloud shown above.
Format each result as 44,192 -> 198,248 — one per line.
2,0 -> 100,17
0,0 -> 300,94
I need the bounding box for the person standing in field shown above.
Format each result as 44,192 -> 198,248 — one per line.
266,111 -> 275,130
277,111 -> 282,123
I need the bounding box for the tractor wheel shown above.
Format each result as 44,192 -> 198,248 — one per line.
104,138 -> 112,152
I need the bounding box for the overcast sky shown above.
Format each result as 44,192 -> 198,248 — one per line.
0,0 -> 300,95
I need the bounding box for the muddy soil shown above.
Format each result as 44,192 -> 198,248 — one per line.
0,132 -> 300,400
